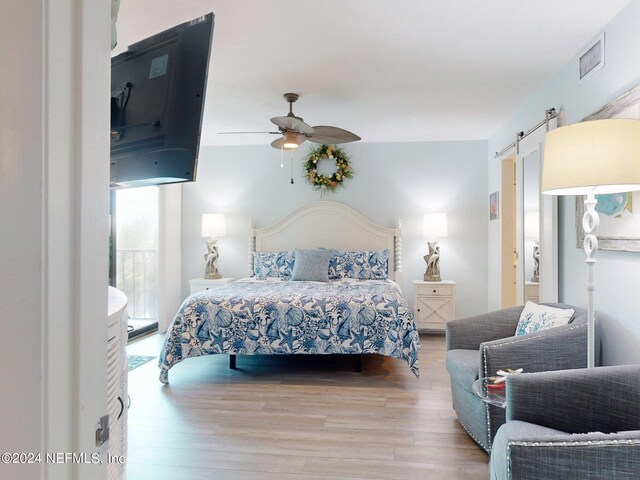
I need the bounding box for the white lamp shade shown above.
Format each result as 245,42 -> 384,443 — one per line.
542,119 -> 640,196
524,211 -> 539,238
201,213 -> 226,238
423,213 -> 448,239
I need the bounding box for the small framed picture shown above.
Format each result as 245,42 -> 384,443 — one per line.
489,191 -> 499,221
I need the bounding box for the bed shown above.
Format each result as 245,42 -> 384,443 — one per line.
159,201 -> 420,384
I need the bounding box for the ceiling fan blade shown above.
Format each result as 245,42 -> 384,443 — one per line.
270,134 -> 308,150
307,126 -> 361,144
217,131 -> 280,134
271,137 -> 286,149
270,116 -> 315,135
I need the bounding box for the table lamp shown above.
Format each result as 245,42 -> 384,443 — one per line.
542,118 -> 640,367
422,213 -> 448,281
201,213 -> 226,279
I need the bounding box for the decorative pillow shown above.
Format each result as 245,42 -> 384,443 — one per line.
515,301 -> 575,336
253,251 -> 295,280
326,249 -> 389,280
291,249 -> 332,282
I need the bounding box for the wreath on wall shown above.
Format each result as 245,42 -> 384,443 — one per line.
303,144 -> 353,193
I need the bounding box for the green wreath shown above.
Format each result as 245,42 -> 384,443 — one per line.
304,144 -> 353,192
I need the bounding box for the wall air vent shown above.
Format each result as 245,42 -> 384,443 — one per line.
579,33 -> 605,82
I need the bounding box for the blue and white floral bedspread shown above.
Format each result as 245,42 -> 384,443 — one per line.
159,279 -> 420,383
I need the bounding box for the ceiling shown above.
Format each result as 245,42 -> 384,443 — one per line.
114,0 -> 632,146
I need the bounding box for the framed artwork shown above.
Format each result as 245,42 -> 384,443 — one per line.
576,83 -> 640,252
489,191 -> 499,221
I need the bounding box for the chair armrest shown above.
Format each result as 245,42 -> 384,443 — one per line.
445,306 -> 523,351
506,364 -> 640,434
507,431 -> 640,480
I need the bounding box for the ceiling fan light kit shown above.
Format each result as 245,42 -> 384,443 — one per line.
219,93 -> 361,149
282,131 -> 300,149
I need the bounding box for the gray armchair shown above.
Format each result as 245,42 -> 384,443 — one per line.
445,304 -> 596,452
490,365 -> 640,479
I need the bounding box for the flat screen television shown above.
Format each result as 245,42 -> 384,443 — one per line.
110,13 -> 214,187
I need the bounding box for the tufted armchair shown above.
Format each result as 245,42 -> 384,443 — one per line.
490,365 -> 640,479
445,304 -> 597,452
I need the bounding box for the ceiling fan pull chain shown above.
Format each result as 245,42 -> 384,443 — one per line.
290,151 -> 295,184
280,146 -> 284,168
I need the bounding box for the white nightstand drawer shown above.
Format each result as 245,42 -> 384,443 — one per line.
189,277 -> 234,295
416,284 -> 453,296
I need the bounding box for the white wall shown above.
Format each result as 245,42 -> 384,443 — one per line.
1,1 -> 110,479
487,0 -> 640,364
0,1 -> 44,468
157,183 -> 183,332
180,140 -> 488,320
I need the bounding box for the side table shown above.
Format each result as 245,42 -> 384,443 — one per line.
472,377 -> 507,408
413,280 -> 456,332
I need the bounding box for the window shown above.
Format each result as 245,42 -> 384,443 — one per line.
112,186 -> 159,336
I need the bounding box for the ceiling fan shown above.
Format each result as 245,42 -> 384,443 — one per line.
219,93 -> 361,149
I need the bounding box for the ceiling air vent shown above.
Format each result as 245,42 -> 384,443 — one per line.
579,33 -> 605,82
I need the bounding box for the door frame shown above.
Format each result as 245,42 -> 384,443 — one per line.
46,1 -> 110,478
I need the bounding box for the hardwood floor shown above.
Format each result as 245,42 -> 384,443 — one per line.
125,334 -> 489,479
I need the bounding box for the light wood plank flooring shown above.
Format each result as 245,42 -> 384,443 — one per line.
125,334 -> 488,479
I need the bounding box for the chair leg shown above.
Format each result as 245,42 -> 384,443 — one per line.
355,354 -> 362,373
229,354 -> 236,369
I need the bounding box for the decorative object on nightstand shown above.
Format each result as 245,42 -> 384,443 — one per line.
524,210 -> 540,282
542,118 -> 640,368
422,213 -> 448,282
189,277 -> 235,295
413,280 -> 456,331
201,213 -> 226,279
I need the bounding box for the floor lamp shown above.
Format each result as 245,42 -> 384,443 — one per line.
541,118 -> 640,368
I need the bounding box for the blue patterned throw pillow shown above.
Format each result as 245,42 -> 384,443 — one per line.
253,251 -> 295,280
327,249 -> 389,280
515,301 -> 575,336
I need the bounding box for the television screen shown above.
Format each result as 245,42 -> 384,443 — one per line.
110,13 -> 214,187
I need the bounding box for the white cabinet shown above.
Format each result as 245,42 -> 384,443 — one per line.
107,287 -> 128,480
189,277 -> 235,295
413,280 -> 456,332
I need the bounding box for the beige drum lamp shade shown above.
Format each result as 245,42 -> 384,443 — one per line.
542,119 -> 640,196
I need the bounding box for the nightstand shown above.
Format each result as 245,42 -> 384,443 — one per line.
525,281 -> 539,303
413,280 -> 456,332
189,277 -> 234,295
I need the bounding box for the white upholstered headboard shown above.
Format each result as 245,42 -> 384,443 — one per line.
248,201 -> 402,282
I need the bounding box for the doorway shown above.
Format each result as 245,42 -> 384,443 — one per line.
501,156 -> 517,308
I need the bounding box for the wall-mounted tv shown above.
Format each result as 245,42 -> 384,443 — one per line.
110,13 -> 214,187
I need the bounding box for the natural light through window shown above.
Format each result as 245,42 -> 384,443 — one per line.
115,186 -> 159,325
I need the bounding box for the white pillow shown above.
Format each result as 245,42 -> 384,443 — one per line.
515,302 -> 575,336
